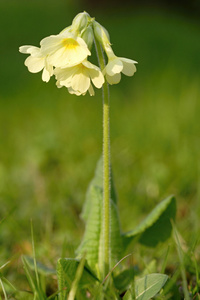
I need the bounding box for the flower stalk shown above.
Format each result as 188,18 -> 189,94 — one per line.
102,85 -> 110,278
95,38 -> 111,278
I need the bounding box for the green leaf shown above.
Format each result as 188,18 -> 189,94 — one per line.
77,158 -> 122,276
123,196 -> 176,247
56,258 -> 99,299
135,273 -> 168,300
81,156 -> 117,222
76,185 -> 103,274
57,258 -> 66,300
77,159 -> 176,281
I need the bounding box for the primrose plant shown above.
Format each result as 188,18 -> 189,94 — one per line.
20,12 -> 176,299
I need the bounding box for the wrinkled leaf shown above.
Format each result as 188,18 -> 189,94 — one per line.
77,158 -> 176,281
57,258 -> 98,286
77,158 -> 122,276
76,185 -> 103,274
57,258 -> 98,300
81,157 -> 117,221
57,258 -> 98,289
135,273 -> 168,300
123,196 -> 176,247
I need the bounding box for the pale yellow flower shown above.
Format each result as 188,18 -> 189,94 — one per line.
54,60 -> 104,96
40,32 -> 91,68
19,45 -> 53,82
19,11 -> 137,95
93,22 -> 137,85
103,46 -> 137,85
67,86 -> 94,96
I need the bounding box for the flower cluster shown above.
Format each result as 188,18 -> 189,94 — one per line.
19,12 -> 137,96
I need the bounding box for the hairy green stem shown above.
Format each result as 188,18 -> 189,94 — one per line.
102,81 -> 110,278
95,38 -> 110,278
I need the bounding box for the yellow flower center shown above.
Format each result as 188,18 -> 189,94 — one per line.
62,38 -> 79,49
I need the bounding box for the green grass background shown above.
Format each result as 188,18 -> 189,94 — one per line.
0,0 -> 200,290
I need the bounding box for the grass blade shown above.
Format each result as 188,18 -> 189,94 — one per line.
68,254 -> 86,300
31,220 -> 40,287
0,278 -> 8,300
172,221 -> 190,300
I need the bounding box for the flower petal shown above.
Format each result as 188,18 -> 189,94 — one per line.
82,60 -> 105,88
24,56 -> 44,73
106,72 -> 121,85
19,45 -> 42,57
48,47 -> 68,67
55,65 -> 78,88
82,60 -> 99,70
19,45 -> 34,54
71,71 -> 90,94
40,35 -> 63,54
88,84 -> 95,96
54,66 -> 78,81
42,68 -> 50,82
41,34 -> 91,68
120,57 -> 137,76
56,81 -> 63,88
45,59 -> 53,76
105,58 -> 123,76
58,79 -> 72,88
90,70 -> 104,88
68,87 -> 83,96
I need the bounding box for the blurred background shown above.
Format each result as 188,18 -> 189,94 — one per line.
0,0 -> 200,290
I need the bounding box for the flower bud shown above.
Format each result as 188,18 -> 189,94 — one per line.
93,21 -> 110,50
81,25 -> 94,50
71,12 -> 89,34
